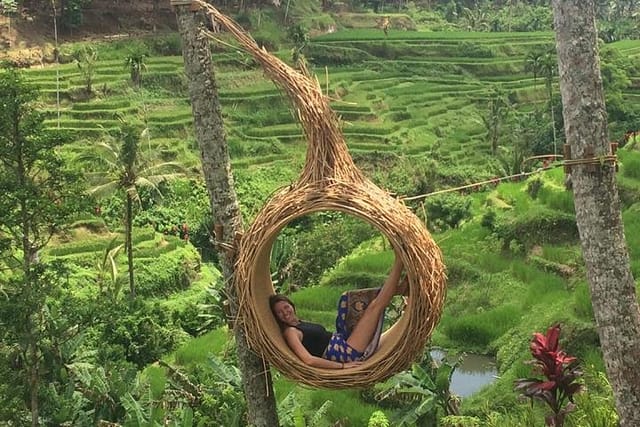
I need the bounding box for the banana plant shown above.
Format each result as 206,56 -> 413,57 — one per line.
278,387 -> 333,427
95,237 -> 125,300
376,350 -> 461,426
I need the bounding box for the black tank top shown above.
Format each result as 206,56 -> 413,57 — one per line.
295,321 -> 332,357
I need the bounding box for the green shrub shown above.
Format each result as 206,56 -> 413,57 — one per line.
47,237 -> 114,257
287,214 -> 379,287
495,207 -> 578,248
389,111 -> 412,121
445,257 -> 482,284
571,367 -> 619,427
617,176 -> 640,208
481,210 -> 497,231
172,301 -> 217,337
622,153 -> 640,179
441,416 -> 480,427
99,301 -> 181,368
134,246 -> 201,297
368,410 -> 390,427
69,218 -> 108,232
560,324 -> 601,360
425,193 -> 472,231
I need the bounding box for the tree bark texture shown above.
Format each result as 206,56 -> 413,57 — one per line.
173,5 -> 279,427
552,2 -> 640,425
126,192 -> 135,299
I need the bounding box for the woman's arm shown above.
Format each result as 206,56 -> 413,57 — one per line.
283,327 -> 355,369
383,251 -> 404,289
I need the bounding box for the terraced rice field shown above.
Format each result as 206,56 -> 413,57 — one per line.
25,31 -> 640,174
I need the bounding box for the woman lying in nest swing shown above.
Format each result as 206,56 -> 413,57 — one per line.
269,253 -> 406,369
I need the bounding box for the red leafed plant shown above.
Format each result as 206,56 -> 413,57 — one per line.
514,324 -> 583,427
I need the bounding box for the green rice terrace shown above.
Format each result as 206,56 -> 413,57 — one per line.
33,32 -> 551,164
2,7 -> 640,425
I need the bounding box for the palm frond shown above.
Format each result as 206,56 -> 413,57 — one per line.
88,180 -> 120,197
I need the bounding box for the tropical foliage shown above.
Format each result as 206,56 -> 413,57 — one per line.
1,1 -> 640,424
514,325 -> 582,427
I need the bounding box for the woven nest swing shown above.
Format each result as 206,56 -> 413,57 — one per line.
196,2 -> 447,388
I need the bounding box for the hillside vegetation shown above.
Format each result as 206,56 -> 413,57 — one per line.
2,4 -> 640,425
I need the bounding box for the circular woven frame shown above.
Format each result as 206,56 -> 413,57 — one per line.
199,2 -> 447,388
236,180 -> 446,388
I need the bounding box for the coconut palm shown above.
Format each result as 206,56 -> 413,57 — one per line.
540,50 -> 558,154
482,88 -> 511,155
79,122 -> 183,299
525,48 -> 544,87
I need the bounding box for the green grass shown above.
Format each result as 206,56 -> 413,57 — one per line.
289,286 -> 345,312
172,327 -> 232,366
443,304 -> 521,348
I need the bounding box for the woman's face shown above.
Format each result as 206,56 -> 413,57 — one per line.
273,300 -> 297,326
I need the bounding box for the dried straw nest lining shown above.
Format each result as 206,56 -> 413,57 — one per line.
191,0 -> 447,388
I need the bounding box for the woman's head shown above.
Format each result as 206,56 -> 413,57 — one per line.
269,294 -> 297,329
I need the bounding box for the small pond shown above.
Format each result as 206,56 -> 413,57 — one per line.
430,349 -> 498,397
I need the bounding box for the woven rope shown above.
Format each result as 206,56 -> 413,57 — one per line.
195,1 -> 447,388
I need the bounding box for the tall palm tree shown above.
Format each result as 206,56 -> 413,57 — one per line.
524,49 -> 544,87
80,122 -> 183,299
540,50 -> 558,155
525,47 -> 559,155
552,1 -> 640,425
482,88 -> 511,155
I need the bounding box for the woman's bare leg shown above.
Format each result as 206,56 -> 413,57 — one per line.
346,254 -> 403,352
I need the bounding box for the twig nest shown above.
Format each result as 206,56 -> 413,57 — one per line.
199,1 -> 447,388
235,178 -> 446,388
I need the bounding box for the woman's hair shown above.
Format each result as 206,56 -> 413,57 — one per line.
269,294 -> 296,330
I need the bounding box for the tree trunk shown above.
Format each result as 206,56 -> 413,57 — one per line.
545,75 -> 558,156
172,5 -> 279,426
19,136 -> 40,426
126,192 -> 135,299
551,2 -> 640,425
29,335 -> 39,427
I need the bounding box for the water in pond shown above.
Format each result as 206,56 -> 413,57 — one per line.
430,349 -> 498,397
